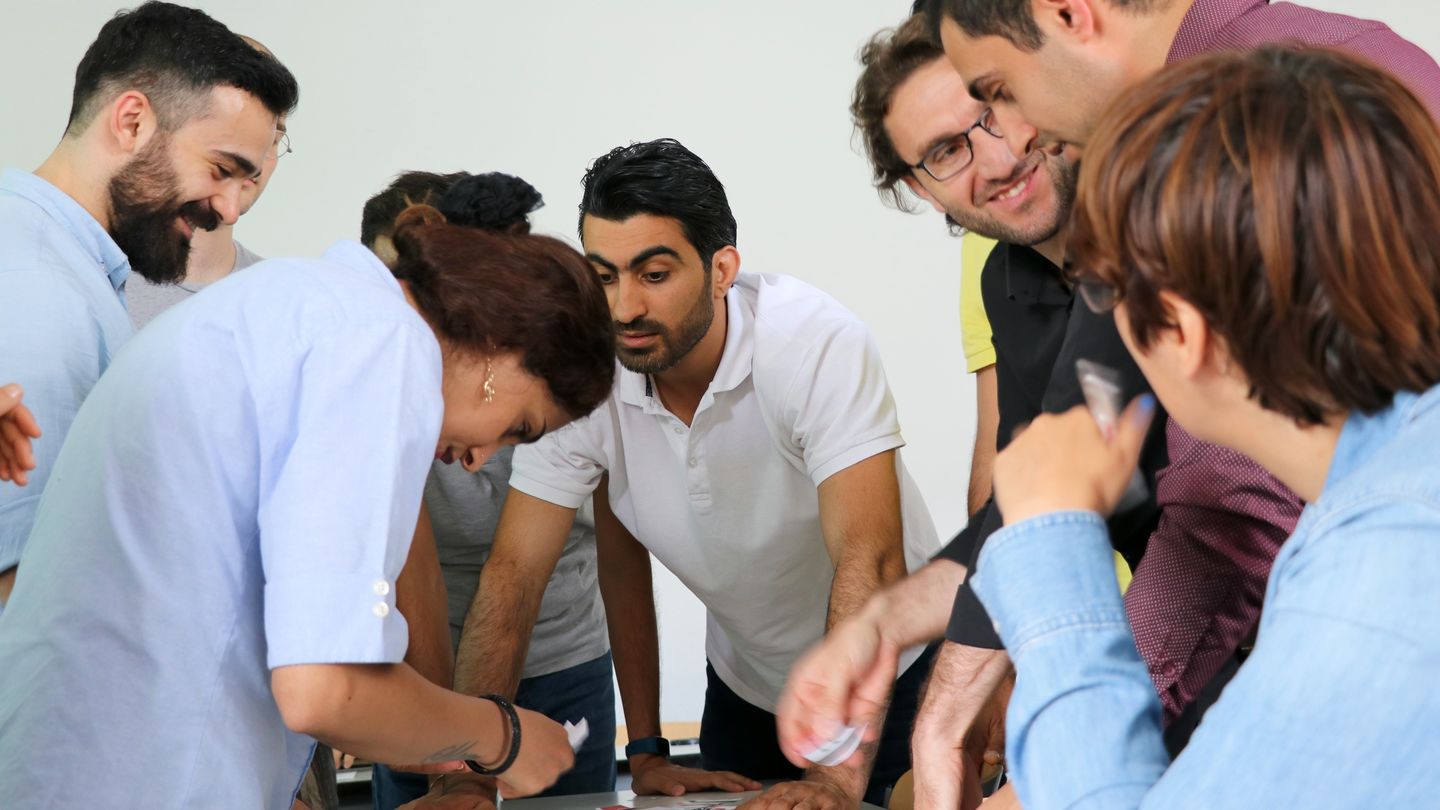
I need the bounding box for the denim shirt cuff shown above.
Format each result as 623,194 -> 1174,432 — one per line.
971,510 -> 1129,655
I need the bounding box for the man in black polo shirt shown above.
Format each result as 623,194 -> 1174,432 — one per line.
775,14 -> 1299,809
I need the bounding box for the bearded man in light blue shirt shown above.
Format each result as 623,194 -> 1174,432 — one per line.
0,1 -> 297,608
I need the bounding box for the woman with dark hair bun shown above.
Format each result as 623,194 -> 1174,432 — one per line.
360,171 -> 621,809
0,189 -> 614,807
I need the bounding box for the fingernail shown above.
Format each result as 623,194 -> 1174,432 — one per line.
1,384 -> 19,399
1133,394 -> 1156,421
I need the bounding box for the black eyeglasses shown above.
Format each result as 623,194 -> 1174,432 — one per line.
1063,260 -> 1123,314
909,107 -> 1003,182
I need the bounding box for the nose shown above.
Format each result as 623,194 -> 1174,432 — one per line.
612,275 -> 645,324
462,443 -> 499,473
211,182 -> 244,226
992,104 -> 1042,160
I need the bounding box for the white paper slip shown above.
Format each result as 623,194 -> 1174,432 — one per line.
564,718 -> 590,752
803,723 -> 865,767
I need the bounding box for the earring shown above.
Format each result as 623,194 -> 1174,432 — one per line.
483,358 -> 496,404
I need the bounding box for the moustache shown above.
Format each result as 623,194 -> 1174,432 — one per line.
614,318 -> 667,335
179,201 -> 222,233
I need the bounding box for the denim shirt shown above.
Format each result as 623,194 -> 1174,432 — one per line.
973,387 -> 1440,809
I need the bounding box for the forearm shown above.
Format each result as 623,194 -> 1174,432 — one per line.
968,366 -> 999,518
1129,421 -> 1299,720
594,481 -> 662,740
859,559 -> 967,651
453,558 -> 543,700
397,504 -> 454,688
273,662 -> 505,768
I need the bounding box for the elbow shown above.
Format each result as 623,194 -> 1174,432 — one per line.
271,663 -> 353,738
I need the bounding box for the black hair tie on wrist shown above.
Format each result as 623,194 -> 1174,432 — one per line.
466,693 -> 522,776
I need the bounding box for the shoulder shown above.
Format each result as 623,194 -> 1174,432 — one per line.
743,272 -> 876,359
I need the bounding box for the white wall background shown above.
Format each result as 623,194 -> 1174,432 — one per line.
2,0 -> 1434,725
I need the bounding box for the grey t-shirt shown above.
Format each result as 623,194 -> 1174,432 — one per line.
126,240 -> 264,331
428,446 -> 608,679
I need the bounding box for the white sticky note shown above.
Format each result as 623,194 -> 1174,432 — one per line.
564,718 -> 590,752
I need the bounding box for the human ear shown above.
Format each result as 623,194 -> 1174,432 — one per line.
107,90 -> 156,155
1156,290 -> 1215,380
709,245 -> 742,298
902,175 -> 947,215
1033,0 -> 1100,43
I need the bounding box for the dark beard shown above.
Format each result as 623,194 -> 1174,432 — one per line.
614,277 -> 716,374
107,136 -> 220,285
948,152 -> 1078,247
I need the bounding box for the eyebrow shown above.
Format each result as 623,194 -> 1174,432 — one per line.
586,244 -> 683,273
214,150 -> 261,180
967,73 -> 995,103
509,418 -> 548,445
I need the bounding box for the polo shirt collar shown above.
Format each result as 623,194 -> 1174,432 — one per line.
1167,0 -> 1268,63
617,283 -> 753,412
0,168 -> 130,293
1001,242 -> 1072,307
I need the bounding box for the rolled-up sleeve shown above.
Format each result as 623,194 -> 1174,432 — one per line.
258,320 -> 442,669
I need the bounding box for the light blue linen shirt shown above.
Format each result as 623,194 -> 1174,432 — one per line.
973,387 -> 1440,809
0,241 -> 443,809
0,168 -> 133,575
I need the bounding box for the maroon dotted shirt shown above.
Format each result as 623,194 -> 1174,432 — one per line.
1126,0 -> 1440,721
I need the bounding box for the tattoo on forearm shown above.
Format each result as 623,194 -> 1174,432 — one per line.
424,741 -> 480,763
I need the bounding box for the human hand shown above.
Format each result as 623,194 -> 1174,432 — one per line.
910,644 -> 1012,810
398,773 -> 499,810
776,612 -> 899,770
738,777 -> 857,810
492,706 -> 575,799
980,782 -> 1020,808
992,396 -> 1154,526
629,755 -> 761,797
0,384 -> 41,486
330,748 -> 357,772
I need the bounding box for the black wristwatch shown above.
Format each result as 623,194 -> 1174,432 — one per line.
624,736 -> 670,759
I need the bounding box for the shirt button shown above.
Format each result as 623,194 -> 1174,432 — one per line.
673,427 -> 683,435
1161,661 -> 1178,679
688,457 -> 698,468
373,602 -> 390,618
373,580 -> 391,596
992,620 -> 1002,635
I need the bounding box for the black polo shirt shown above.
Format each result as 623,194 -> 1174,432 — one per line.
935,242 -> 1169,648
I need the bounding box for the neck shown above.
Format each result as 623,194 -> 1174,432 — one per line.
1033,227 -> 1068,268
1123,0 -> 1199,81
183,225 -> 239,285
34,139 -> 115,230
653,298 -> 729,422
1216,405 -> 1345,503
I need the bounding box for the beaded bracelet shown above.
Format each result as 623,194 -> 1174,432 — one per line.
465,693 -> 522,776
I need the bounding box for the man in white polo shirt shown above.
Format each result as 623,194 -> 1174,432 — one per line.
447,139 -> 938,810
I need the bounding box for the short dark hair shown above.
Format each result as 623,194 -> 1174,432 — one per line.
67,1 -> 299,134
1072,46 -> 1440,424
853,14 -> 947,211
390,206 -> 615,420
361,171 -> 544,248
578,138 -> 737,268
919,0 -> 1163,51
360,171 -> 470,248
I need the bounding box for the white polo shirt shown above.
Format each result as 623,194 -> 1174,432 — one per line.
511,272 -> 939,711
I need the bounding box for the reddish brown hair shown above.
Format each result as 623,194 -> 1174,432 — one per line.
1071,46 -> 1440,424
391,205 -> 614,419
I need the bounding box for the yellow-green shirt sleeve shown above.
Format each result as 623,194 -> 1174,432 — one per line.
960,233 -> 998,373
